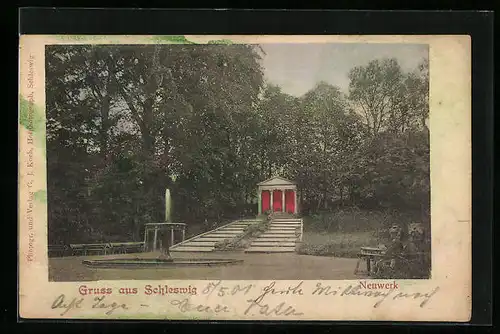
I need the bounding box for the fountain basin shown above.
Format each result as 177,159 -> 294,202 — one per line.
82,257 -> 244,269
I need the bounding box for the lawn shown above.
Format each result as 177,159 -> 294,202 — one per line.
297,231 -> 382,258
296,208 -> 417,258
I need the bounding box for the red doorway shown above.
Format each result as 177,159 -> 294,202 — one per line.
261,191 -> 270,213
285,190 -> 295,214
273,190 -> 282,212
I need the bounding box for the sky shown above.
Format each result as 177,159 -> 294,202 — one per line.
259,43 -> 428,97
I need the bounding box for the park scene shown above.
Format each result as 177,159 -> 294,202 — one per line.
46,41 -> 431,281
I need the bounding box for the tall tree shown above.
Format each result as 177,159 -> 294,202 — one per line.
348,57 -> 429,137
348,58 -> 405,136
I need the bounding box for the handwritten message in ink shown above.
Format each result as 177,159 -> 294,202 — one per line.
49,281 -> 440,318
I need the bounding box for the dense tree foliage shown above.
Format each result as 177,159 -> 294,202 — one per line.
46,45 -> 429,244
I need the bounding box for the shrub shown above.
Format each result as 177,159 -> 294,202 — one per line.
214,220 -> 270,251
371,248 -> 431,279
303,208 -> 424,235
244,221 -> 270,237
214,238 -> 239,251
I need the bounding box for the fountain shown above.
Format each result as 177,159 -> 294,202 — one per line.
142,189 -> 178,260
82,188 -> 243,269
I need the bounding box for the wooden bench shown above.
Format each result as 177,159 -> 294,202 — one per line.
108,242 -> 145,254
354,246 -> 386,275
354,247 -> 429,277
48,244 -> 70,257
70,243 -> 111,256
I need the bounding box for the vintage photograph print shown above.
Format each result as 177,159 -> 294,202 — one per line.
19,35 -> 471,321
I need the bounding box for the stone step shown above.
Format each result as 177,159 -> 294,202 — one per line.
209,232 -> 242,236
245,246 -> 296,253
271,220 -> 301,222
269,227 -> 300,230
170,246 -> 214,252
267,225 -> 298,228
203,237 -> 240,241
259,233 -> 297,238
270,222 -> 301,225
195,237 -> 233,242
258,237 -> 297,241
270,223 -> 301,226
251,241 -> 296,247
270,227 -> 301,229
261,231 -> 296,235
267,230 -> 297,234
252,238 -> 297,242
181,241 -> 218,246
269,228 -> 300,231
268,226 -> 298,230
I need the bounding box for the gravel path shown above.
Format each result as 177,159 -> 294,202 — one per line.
49,251 -> 363,281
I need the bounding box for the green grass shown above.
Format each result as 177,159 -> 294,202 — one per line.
298,231 -> 383,258
297,208 -> 425,258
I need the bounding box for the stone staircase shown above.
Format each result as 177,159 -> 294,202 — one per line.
245,217 -> 303,253
169,219 -> 263,252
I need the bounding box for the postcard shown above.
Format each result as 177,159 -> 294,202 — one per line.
18,35 -> 471,321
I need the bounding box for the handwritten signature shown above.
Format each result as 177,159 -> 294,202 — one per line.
170,298 -> 230,313
51,294 -> 129,316
51,294 -> 84,316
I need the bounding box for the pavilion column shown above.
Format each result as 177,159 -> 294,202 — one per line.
270,189 -> 273,212
143,227 -> 148,251
171,226 -> 175,246
182,227 -> 186,241
281,189 -> 285,212
153,226 -> 158,251
257,186 -> 262,214
293,189 -> 299,213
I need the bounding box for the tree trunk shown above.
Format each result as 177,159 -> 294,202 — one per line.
340,186 -> 344,206
316,197 -> 322,211
349,184 -> 356,205
99,94 -> 110,161
323,188 -> 328,210
141,99 -> 155,155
